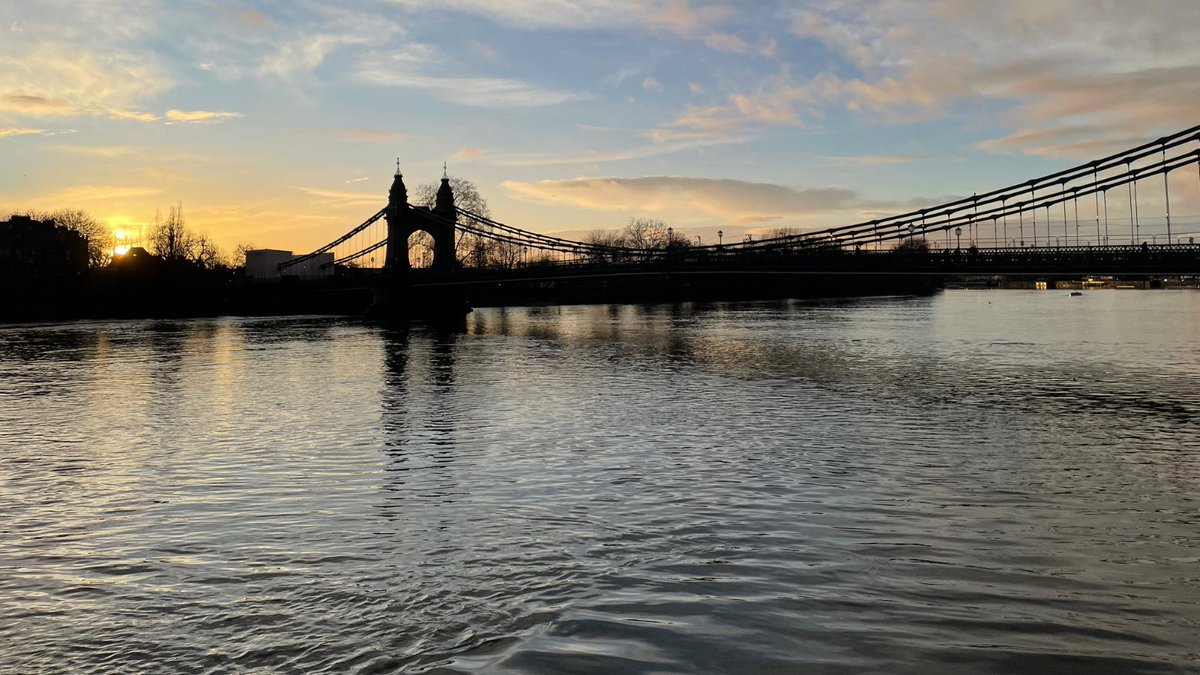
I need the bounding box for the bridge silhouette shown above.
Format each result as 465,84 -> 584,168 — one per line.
277,125 -> 1200,310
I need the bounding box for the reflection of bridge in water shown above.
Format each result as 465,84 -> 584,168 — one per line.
279,125 -> 1200,309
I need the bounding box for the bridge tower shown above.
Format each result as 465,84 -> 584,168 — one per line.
432,167 -> 457,270
383,164 -> 457,275
383,165 -> 409,271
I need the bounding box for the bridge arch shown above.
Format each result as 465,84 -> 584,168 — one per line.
384,169 -> 457,273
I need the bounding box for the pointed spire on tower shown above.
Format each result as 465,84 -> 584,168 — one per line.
435,165 -> 455,218
389,159 -> 407,207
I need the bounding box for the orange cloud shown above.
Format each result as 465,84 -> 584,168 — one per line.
165,109 -> 243,123
0,95 -> 74,115
0,127 -> 47,139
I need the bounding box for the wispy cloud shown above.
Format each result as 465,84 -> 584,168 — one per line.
786,0 -> 1200,153
503,176 -> 857,224
353,56 -> 589,107
164,109 -> 243,123
297,187 -> 383,208
704,32 -> 749,54
497,133 -> 745,167
108,109 -> 159,122
32,185 -> 164,204
0,95 -> 74,115
454,147 -> 485,160
0,127 -> 47,139
384,0 -> 732,36
298,128 -> 405,142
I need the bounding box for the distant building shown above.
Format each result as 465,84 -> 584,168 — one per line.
245,249 -> 334,281
0,215 -> 88,277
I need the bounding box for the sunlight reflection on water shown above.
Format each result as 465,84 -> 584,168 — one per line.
2,290 -> 1199,673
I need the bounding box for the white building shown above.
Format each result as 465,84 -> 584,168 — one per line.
245,249 -> 335,281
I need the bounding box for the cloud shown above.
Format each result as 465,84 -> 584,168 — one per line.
298,187 -> 384,208
0,43 -> 171,119
354,53 -> 589,107
783,0 -> 1200,153
298,128 -> 405,142
0,95 -> 74,115
0,127 -> 47,139
384,0 -> 732,36
108,109 -> 160,122
502,176 -> 857,224
34,185 -> 163,204
454,147 -> 485,160
642,76 -> 663,93
164,109 -> 243,123
498,133 -> 744,167
51,145 -> 137,157
688,82 -> 705,95
704,32 -> 749,54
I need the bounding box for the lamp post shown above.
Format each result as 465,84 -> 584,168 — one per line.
718,229 -> 724,246
955,226 -> 962,250
666,226 -> 673,247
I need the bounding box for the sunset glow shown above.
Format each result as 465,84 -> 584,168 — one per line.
3,1 -> 1199,256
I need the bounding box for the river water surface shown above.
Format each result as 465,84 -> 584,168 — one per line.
2,290 -> 1199,674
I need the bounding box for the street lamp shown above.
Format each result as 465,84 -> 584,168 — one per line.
666,226 -> 673,246
717,229 -> 724,245
955,226 -> 962,250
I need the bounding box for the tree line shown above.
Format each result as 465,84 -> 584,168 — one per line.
8,204 -> 245,270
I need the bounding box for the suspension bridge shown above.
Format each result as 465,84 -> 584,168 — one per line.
275,125 -> 1200,310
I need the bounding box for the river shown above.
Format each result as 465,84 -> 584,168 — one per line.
2,290 -> 1198,673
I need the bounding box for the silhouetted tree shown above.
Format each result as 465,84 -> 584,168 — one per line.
623,217 -> 671,250
147,202 -> 225,268
233,242 -> 256,268
412,176 -> 495,268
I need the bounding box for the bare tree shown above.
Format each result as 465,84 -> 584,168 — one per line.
192,233 -> 223,268
623,217 -> 671,250
147,202 -> 224,268
149,203 -> 195,261
583,228 -> 628,263
411,175 -> 494,268
233,242 -> 256,268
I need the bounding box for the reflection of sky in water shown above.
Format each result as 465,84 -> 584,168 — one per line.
1,291 -> 1199,673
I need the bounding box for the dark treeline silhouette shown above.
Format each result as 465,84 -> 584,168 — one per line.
1,204 -> 248,321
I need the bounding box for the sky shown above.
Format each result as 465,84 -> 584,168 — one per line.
2,0 -> 1199,254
